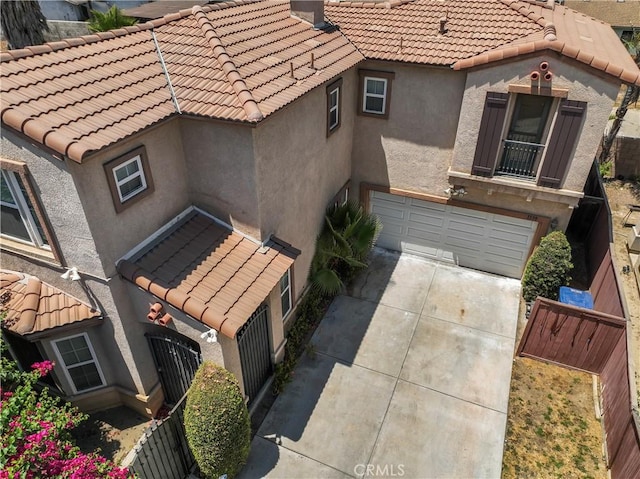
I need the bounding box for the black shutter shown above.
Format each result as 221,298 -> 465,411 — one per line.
472,92 -> 509,176
538,100 -> 586,188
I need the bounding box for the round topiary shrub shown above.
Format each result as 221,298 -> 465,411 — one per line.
522,230 -> 573,302
184,362 -> 251,479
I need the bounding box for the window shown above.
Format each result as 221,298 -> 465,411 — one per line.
471,91 -> 586,188
104,146 -> 154,213
363,77 -> 387,114
280,269 -> 292,319
327,78 -> 342,135
1,168 -> 50,250
358,70 -> 395,118
52,333 -> 105,394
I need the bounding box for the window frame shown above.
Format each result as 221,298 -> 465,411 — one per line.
0,160 -> 60,262
358,69 -> 395,119
280,268 -> 292,320
326,78 -> 343,136
104,146 -> 154,213
52,332 -> 106,395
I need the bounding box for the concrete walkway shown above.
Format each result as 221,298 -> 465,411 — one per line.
240,249 -> 521,479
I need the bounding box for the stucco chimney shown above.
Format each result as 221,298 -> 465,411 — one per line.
291,0 -> 325,28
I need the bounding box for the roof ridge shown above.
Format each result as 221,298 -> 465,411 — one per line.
191,5 -> 264,122
324,0 -> 415,9
500,0 -> 548,29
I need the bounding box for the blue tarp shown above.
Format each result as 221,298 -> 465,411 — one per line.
559,286 -> 593,310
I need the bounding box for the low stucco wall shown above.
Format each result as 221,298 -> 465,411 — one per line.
613,136 -> 640,179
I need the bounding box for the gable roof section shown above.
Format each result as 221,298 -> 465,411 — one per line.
453,0 -> 640,85
117,210 -> 299,339
1,271 -> 102,337
0,0 -> 363,162
325,0 -> 640,86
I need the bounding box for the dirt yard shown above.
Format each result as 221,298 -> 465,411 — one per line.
502,297 -> 607,479
604,179 -> 640,405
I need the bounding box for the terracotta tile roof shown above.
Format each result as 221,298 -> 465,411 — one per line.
0,0 -> 363,162
326,0 -> 640,86
117,210 -> 299,339
0,271 -> 102,337
453,0 -> 640,86
564,1 -> 640,28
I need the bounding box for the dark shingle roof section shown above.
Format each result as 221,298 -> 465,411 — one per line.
0,271 -> 102,336
565,1 -> 640,28
117,211 -> 299,339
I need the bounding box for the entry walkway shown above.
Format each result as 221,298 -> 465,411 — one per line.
240,249 -> 521,478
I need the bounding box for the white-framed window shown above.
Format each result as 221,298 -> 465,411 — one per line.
1,168 -> 50,249
280,269 -> 292,319
326,78 -> 343,136
104,146 -> 154,213
52,333 -> 106,394
113,156 -> 147,202
329,87 -> 340,130
363,77 -> 388,115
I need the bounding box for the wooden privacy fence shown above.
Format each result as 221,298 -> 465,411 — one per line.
517,298 -> 625,374
123,394 -> 196,479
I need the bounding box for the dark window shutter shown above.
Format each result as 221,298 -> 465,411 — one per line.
538,100 -> 586,188
472,92 -> 509,176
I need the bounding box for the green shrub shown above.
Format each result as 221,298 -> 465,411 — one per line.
184,362 -> 250,479
522,231 -> 573,302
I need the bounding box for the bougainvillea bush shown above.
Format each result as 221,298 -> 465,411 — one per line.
0,348 -> 131,478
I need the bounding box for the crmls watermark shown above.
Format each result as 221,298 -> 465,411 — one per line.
354,464 -> 405,477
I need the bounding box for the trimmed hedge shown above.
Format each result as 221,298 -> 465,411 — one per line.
184,362 -> 250,479
522,231 -> 573,302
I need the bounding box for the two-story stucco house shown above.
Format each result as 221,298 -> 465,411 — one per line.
1,0 -> 639,417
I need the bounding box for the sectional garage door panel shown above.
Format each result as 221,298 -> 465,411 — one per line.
370,191 -> 537,278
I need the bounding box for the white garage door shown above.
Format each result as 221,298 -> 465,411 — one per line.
370,191 -> 538,278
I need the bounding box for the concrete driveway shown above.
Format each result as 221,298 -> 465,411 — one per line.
240,248 -> 521,479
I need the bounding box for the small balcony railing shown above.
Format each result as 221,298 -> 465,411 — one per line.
495,139 -> 544,180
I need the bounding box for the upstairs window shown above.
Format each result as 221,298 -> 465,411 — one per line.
363,77 -> 387,114
358,70 -> 395,119
471,91 -> 586,188
104,146 -> 154,213
1,168 -> 50,250
327,78 -> 342,135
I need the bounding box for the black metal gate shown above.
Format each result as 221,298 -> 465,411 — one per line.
237,305 -> 272,405
146,332 -> 202,405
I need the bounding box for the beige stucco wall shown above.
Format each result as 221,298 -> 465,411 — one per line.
451,54 -> 621,192
179,118 -> 259,239
67,120 -> 190,277
253,70 -> 358,298
351,61 -> 467,198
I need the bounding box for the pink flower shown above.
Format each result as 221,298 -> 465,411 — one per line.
31,361 -> 54,377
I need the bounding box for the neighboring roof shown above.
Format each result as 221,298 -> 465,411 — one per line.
123,1 -> 211,19
0,271 -> 102,337
1,0 -> 639,163
564,1 -> 640,29
117,210 -> 299,338
326,0 -> 640,85
0,0 -> 363,162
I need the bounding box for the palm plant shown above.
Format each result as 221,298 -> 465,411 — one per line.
88,6 -> 137,33
310,201 -> 381,296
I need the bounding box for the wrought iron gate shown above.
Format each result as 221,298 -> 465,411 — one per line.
146,332 -> 202,405
237,305 -> 272,405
